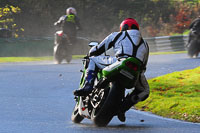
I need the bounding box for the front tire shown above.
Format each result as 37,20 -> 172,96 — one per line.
54,44 -> 64,64
187,36 -> 200,58
71,102 -> 84,123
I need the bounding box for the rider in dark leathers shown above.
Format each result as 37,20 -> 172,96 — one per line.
188,16 -> 200,44
54,7 -> 81,45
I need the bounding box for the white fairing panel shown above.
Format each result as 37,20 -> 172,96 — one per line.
103,58 -> 125,72
78,97 -> 90,117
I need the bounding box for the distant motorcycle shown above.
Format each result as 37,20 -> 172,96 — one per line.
186,30 -> 200,58
54,31 -> 72,64
71,42 -> 143,126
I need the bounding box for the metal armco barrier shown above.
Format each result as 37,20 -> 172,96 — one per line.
0,37 -> 54,57
145,35 -> 188,52
0,35 -> 188,57
0,37 -> 90,57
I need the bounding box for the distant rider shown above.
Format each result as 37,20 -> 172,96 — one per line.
188,16 -> 200,44
73,18 -> 150,122
54,7 -> 81,44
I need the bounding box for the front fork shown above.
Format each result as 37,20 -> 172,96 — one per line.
79,58 -> 90,87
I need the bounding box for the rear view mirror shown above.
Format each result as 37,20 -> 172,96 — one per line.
88,41 -> 99,47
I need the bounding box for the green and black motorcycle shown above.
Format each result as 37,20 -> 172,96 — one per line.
71,42 -> 143,126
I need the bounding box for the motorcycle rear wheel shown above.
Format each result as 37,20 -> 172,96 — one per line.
91,82 -> 121,127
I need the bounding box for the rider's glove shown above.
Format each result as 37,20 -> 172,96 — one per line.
54,22 -> 57,26
84,55 -> 89,59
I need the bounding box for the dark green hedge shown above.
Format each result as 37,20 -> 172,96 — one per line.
0,37 -> 89,57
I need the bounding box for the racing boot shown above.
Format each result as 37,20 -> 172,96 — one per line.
117,93 -> 138,122
117,88 -> 149,122
74,70 -> 96,96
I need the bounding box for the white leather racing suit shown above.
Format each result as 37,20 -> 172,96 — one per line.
88,29 -> 149,102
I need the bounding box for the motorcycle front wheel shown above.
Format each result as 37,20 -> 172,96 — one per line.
187,40 -> 200,58
54,45 -> 64,64
71,102 -> 84,123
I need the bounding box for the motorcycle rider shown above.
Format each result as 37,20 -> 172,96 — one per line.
188,16 -> 200,44
54,7 -> 81,45
74,18 -> 150,122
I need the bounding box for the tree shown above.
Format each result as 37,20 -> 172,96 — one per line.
0,5 -> 23,37
1,0 -> 200,38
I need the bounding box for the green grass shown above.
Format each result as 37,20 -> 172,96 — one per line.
170,30 -> 190,36
0,56 -> 53,63
0,51 -> 187,63
0,55 -> 87,63
150,51 -> 187,55
135,67 -> 200,123
72,55 -> 85,59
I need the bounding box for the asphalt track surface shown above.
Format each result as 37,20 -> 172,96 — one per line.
0,53 -> 199,133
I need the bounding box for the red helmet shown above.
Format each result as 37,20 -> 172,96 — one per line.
120,18 -> 139,31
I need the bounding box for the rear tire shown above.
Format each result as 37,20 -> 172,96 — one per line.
91,82 -> 122,127
71,103 -> 84,123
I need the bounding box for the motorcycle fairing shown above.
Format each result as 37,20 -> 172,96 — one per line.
56,31 -> 63,37
78,97 -> 91,118
101,57 -> 143,89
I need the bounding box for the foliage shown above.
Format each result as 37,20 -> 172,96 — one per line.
0,5 -> 23,37
145,1 -> 200,36
135,66 -> 200,123
1,0 -> 200,38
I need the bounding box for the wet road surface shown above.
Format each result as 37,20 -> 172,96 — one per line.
0,53 -> 199,133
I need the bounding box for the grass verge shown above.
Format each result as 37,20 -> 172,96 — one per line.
0,51 -> 187,63
0,55 -> 88,63
135,66 -> 200,123
0,56 -> 53,63
150,51 -> 187,55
